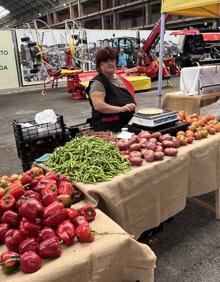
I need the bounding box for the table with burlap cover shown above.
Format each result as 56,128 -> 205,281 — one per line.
0,209 -> 156,282
162,91 -> 220,114
179,133 -> 220,197
74,133 -> 220,238
74,151 -> 190,239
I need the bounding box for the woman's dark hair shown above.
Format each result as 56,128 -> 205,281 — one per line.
96,47 -> 118,72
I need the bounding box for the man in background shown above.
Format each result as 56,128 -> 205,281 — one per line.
118,48 -> 128,68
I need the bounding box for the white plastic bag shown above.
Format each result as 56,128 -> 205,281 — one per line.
35,109 -> 57,124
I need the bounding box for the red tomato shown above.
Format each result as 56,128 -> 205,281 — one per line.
194,131 -> 203,140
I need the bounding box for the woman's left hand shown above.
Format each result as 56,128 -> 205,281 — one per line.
120,103 -> 136,113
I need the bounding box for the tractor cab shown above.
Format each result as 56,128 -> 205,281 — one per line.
171,29 -> 220,68
111,37 -> 140,67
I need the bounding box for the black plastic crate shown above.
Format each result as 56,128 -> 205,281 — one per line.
12,115 -> 66,171
18,135 -> 66,171
12,114 -> 65,143
65,118 -> 92,141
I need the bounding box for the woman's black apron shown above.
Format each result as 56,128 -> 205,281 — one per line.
85,73 -> 135,133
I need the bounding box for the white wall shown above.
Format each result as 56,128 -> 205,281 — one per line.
0,30 -> 19,89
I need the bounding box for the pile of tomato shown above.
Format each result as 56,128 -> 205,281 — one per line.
176,112 -> 220,145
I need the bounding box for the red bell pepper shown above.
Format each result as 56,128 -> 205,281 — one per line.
0,205 -> 3,219
79,205 -> 96,222
19,238 -> 39,255
0,251 -> 20,274
20,218 -> 41,238
58,181 -> 74,196
42,192 -> 57,207
44,209 -> 68,228
44,171 -> 58,181
43,201 -> 64,218
20,251 -> 41,273
0,194 -> 15,210
26,167 -> 44,178
32,181 -> 46,193
66,208 -> 79,223
19,198 -> 43,223
1,210 -> 20,226
31,174 -> 44,187
58,174 -> 71,183
39,236 -> 62,258
23,190 -> 42,201
0,223 -> 9,243
57,194 -> 72,207
41,183 -> 58,196
76,223 -> 95,243
73,215 -> 88,227
20,173 -> 33,185
39,178 -> 57,186
4,229 -> 25,252
57,220 -> 75,245
16,190 -> 41,210
38,227 -> 56,243
7,181 -> 25,199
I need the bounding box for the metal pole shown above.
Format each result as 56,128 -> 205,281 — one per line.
157,13 -> 166,108
11,29 -> 22,87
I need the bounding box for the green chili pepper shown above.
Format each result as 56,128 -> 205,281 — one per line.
45,136 -> 130,183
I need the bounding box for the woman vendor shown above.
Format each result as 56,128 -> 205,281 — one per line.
86,47 -> 136,132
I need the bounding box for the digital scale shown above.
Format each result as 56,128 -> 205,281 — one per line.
127,108 -> 188,135
128,109 -> 179,128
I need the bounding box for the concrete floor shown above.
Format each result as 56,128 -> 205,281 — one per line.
1,77 -> 220,281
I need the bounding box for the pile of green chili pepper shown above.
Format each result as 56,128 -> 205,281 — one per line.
45,136 -> 130,183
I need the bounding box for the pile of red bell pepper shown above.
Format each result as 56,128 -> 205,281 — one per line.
0,167 -> 96,274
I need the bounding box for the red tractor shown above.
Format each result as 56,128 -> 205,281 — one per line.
110,15 -> 180,80
170,29 -> 220,69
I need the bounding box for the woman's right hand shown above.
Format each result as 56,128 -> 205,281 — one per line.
120,103 -> 136,113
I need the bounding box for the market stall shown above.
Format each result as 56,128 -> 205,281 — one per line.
73,133 -> 220,238
158,0 -> 220,105
0,209 -> 156,282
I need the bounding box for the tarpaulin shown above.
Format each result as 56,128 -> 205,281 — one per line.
161,0 -> 220,18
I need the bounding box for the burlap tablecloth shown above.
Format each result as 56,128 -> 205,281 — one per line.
74,133 -> 220,238
178,133 -> 220,197
162,91 -> 220,114
0,209 -> 156,282
74,152 -> 190,238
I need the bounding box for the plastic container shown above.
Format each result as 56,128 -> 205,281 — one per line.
65,118 -> 92,140
12,114 -> 65,142
12,114 -> 66,171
